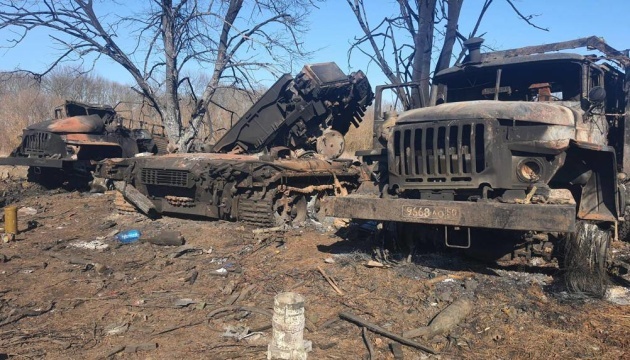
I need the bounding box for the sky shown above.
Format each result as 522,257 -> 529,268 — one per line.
1,0 -> 629,90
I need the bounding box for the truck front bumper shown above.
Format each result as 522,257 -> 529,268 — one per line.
322,195 -> 576,233
0,156 -> 65,168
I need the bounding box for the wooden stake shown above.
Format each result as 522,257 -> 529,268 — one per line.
317,266 -> 344,296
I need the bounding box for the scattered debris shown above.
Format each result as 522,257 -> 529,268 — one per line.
362,327 -> 375,360
93,263 -> 111,275
68,240 -> 110,251
98,220 -> 117,230
213,268 -> 229,276
17,207 -> 37,216
173,298 -> 196,308
425,272 -> 475,287
0,302 -> 55,327
317,266 -> 344,296
104,322 -> 129,336
115,229 -> 141,244
390,342 -> 404,360
168,245 -> 202,258
186,270 -> 198,285
403,298 -> 473,339
365,260 -> 384,268
207,306 -> 273,319
222,325 -> 250,340
605,286 -> 630,305
339,311 -> 436,354
140,230 -> 185,246
49,252 -> 93,266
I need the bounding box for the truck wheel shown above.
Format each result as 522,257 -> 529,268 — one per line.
618,206 -> 630,242
562,221 -> 610,297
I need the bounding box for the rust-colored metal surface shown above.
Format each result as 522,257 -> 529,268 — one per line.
94,63 -> 372,226
0,100 -> 167,187
397,100 -> 578,126
211,62 -> 373,159
28,115 -> 105,134
64,133 -> 121,146
323,195 -> 577,232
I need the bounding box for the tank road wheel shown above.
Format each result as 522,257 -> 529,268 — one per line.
562,221 -> 611,297
273,194 -> 307,226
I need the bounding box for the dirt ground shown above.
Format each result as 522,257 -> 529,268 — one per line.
0,173 -> 629,359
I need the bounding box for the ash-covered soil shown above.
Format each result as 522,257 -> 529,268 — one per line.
0,175 -> 629,359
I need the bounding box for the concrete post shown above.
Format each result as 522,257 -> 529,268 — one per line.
268,292 -> 311,360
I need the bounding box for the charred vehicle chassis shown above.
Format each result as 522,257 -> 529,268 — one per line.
98,153 -> 357,226
324,37 -> 630,296
0,100 -> 166,187
95,62 -> 373,226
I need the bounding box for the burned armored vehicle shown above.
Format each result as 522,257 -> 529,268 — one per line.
324,37 -> 630,295
96,62 -> 373,226
0,100 -> 166,187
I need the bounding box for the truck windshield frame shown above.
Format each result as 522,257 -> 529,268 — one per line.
435,60 -> 585,104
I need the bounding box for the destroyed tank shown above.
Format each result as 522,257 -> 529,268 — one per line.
95,62 -> 373,226
0,100 -> 167,188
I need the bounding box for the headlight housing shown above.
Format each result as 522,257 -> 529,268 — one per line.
516,158 -> 543,182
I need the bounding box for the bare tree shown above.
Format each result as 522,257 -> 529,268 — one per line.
0,0 -> 319,152
347,0 -> 547,108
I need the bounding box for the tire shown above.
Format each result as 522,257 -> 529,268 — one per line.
618,206 -> 630,242
562,221 -> 610,297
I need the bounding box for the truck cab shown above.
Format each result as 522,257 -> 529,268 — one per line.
326,37 -> 630,296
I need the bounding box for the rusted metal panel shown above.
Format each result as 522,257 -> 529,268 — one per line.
1,100 -> 166,186
323,196 -> 576,232
397,101 -> 578,126
64,133 -> 121,146
479,36 -> 630,66
27,115 -> 105,134
211,62 -> 373,159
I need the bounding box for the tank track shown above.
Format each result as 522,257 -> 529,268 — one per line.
237,191 -> 277,227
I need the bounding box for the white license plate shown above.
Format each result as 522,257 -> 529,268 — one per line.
401,205 -> 460,220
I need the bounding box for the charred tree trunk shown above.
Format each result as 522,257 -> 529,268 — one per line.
178,0 -> 244,153
430,0 -> 464,103
161,0 -> 183,146
411,0 -> 437,108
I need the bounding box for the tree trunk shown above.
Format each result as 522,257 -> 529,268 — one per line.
411,0 -> 437,108
161,0 -> 183,147
177,0 -> 244,153
431,0 -> 464,103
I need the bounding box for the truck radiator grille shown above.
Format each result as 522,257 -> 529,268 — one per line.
393,123 -> 486,181
23,132 -> 51,154
141,168 -> 190,187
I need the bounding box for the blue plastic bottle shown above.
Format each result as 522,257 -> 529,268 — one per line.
116,229 -> 141,244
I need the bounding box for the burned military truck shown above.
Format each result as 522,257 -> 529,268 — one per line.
324,37 -> 630,295
0,100 -> 166,187
95,62 -> 373,226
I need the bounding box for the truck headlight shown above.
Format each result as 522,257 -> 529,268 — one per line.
517,159 -> 542,182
